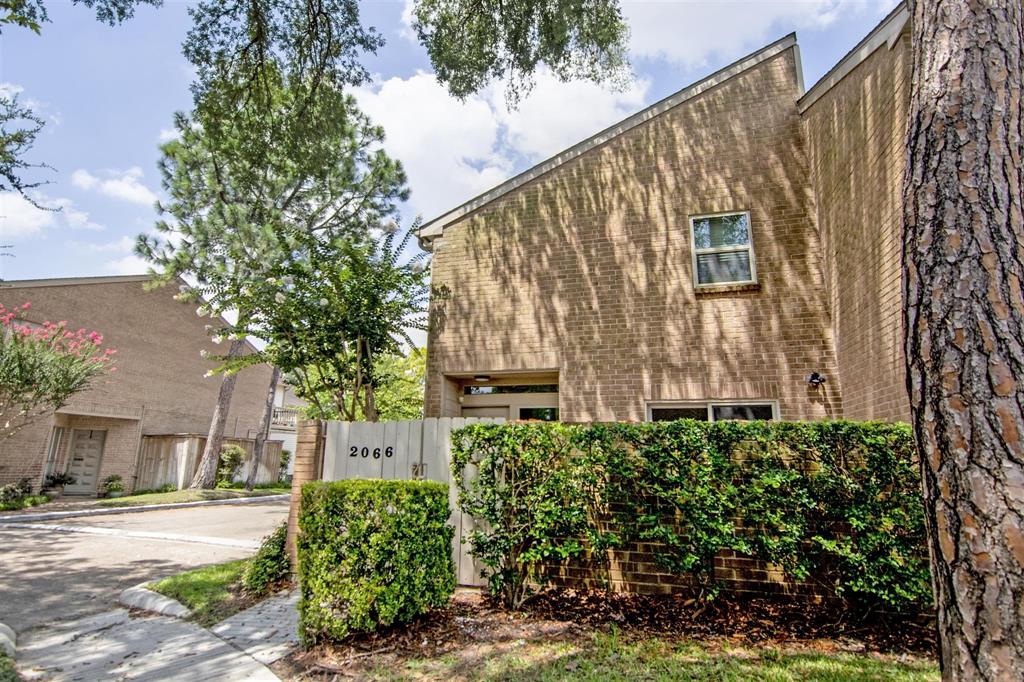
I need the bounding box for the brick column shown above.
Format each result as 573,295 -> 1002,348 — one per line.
287,418 -> 324,569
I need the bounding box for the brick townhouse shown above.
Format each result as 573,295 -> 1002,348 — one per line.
0,275 -> 274,495
418,4 -> 913,426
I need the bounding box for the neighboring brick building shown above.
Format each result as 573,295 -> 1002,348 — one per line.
0,275 -> 275,495
418,6 -> 912,425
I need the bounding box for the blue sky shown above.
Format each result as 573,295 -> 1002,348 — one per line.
1,0 -> 898,281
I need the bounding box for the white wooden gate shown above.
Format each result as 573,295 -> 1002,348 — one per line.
320,417 -> 503,586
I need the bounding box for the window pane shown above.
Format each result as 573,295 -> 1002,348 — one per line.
518,407 -> 559,421
712,404 -> 774,421
693,214 -> 750,249
465,384 -> 559,395
650,407 -> 709,422
696,251 -> 752,284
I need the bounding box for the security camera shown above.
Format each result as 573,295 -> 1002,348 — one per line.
807,372 -> 827,387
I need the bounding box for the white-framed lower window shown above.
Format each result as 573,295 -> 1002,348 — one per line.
689,211 -> 757,286
646,401 -> 778,422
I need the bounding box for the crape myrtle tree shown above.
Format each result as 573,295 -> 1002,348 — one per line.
902,0 -> 1024,679
224,229 -> 429,424
137,76 -> 408,488
0,302 -> 116,440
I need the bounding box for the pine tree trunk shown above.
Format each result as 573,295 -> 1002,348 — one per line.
190,338 -> 246,489
246,365 -> 281,490
903,1 -> 1024,679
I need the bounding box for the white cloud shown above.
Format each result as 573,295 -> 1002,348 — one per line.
104,253 -> 149,276
54,198 -> 104,231
0,192 -> 104,239
623,0 -> 883,67
353,72 -> 510,221
88,236 -> 137,253
157,127 -> 180,143
399,0 -> 417,41
71,167 -> 158,206
0,82 -> 24,98
492,71 -> 648,159
70,169 -> 97,190
354,69 -> 650,222
0,192 -> 56,238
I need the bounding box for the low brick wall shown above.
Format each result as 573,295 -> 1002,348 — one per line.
545,546 -> 833,602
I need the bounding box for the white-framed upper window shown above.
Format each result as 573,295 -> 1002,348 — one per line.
646,401 -> 778,422
689,211 -> 757,286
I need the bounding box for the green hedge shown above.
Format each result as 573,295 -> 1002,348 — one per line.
242,522 -> 290,596
451,420 -> 931,612
297,479 -> 455,643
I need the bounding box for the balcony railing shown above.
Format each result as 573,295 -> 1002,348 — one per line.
271,407 -> 300,431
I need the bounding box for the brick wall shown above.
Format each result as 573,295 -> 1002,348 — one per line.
0,278 -> 274,491
802,33 -> 912,422
425,48 -> 842,422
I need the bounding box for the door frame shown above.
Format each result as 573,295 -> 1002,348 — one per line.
64,428 -> 107,495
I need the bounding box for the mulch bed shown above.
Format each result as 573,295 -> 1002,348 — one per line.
276,588 -> 936,679
525,589 -> 937,654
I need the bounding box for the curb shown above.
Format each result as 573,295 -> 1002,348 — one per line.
0,622 -> 14,658
0,493 -> 289,523
118,583 -> 192,619
0,522 -> 261,549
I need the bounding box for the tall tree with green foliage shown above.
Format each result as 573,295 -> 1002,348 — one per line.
233,230 -> 428,423
137,74 -> 408,487
410,0 -> 630,103
295,349 -> 427,422
0,93 -> 50,207
370,349 -> 426,421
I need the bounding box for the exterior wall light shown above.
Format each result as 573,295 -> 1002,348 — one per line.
473,375 -> 490,382
807,372 -> 827,387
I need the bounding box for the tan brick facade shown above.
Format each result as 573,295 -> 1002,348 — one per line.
802,32 -> 912,422
0,276 -> 274,493
423,14 -> 914,426
425,47 -> 843,423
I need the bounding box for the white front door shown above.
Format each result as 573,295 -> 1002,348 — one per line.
64,429 -> 106,495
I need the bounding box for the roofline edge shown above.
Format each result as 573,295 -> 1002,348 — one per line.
797,2 -> 910,114
416,32 -> 801,248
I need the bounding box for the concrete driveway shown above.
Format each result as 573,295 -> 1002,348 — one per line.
0,500 -> 288,633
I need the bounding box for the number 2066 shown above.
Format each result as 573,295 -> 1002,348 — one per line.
349,446 -> 394,459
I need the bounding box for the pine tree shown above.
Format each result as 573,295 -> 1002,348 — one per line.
903,1 -> 1024,678
137,74 -> 408,488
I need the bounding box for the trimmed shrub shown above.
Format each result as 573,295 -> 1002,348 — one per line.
217,444 -> 246,484
452,422 -> 606,608
0,477 -> 48,511
243,522 -> 290,595
298,479 -> 455,643
451,420 -> 930,613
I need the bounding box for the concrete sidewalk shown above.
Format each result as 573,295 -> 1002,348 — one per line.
212,591 -> 300,665
16,609 -> 280,681
14,591 -> 300,680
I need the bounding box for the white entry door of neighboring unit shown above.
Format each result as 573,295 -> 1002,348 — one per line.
64,429 -> 106,495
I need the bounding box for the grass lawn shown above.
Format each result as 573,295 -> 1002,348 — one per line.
0,494 -> 50,512
0,651 -> 23,682
376,634 -> 939,682
148,559 -> 260,627
97,486 -> 288,508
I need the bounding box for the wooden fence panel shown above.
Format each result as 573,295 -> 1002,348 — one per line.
317,416 -> 502,587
